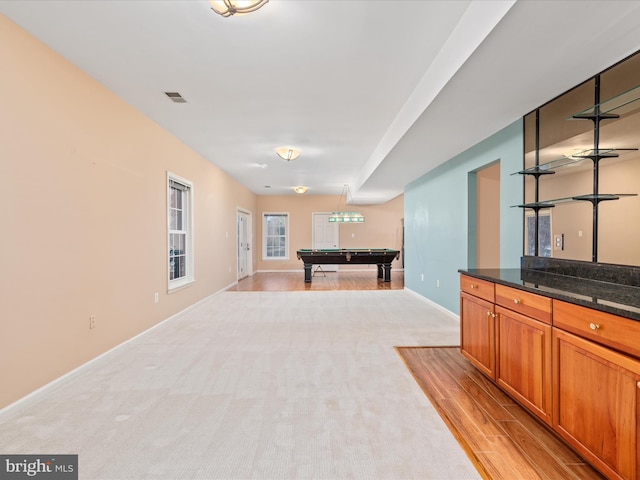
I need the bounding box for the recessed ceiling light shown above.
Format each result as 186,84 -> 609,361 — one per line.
294,186 -> 308,194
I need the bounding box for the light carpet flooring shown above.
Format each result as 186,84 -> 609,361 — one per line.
0,290 -> 481,480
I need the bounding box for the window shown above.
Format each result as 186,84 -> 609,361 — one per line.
526,210 -> 552,257
168,173 -> 194,290
262,213 -> 289,260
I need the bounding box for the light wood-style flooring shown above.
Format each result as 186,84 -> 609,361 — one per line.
232,271 -> 608,479
229,270 -> 404,291
397,347 -> 605,480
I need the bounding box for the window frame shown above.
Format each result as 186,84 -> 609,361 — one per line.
167,172 -> 195,291
262,212 -> 289,260
525,209 -> 552,257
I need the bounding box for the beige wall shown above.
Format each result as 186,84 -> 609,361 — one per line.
0,16 -> 406,409
598,157 -> 640,265
534,157 -> 640,264
476,163 -> 500,268
256,194 -> 404,271
0,15 -> 257,409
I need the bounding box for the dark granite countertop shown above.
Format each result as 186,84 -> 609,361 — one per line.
459,267 -> 640,322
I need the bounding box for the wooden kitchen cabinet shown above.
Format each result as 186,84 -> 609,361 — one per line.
494,283 -> 553,424
460,272 -> 640,479
460,275 -> 496,379
460,276 -> 552,423
553,302 -> 640,480
496,305 -> 552,425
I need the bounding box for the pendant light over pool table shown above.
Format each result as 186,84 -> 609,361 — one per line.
329,185 -> 365,223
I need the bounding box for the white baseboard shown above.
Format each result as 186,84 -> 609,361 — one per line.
403,287 -> 459,322
0,287 -> 230,417
256,269 -> 302,273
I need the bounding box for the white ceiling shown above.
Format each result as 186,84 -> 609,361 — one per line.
2,0 -> 640,204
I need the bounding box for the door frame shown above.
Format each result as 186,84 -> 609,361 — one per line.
312,212 -> 339,272
237,208 -> 252,280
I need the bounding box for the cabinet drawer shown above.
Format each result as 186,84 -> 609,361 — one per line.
495,284 -> 551,324
553,300 -> 640,358
460,275 -> 494,302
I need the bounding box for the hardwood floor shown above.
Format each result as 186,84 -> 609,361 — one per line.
229,270 -> 404,291
397,347 -> 606,480
229,271 -> 605,479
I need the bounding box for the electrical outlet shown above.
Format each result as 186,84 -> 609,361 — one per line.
436,279 -> 440,288
421,273 -> 424,282
154,292 -> 159,304
89,315 -> 96,329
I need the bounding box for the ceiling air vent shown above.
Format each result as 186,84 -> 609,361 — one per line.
164,91 -> 187,103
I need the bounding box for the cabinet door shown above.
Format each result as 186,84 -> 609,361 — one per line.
460,292 -> 495,379
496,306 -> 552,425
554,328 -> 640,480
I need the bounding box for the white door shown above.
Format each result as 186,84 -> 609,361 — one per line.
312,213 -> 339,271
237,210 -> 250,279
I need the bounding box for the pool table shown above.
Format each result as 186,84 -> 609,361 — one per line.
296,248 -> 400,283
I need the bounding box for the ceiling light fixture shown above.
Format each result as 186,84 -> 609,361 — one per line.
209,0 -> 269,17
276,147 -> 301,162
294,186 -> 308,194
329,185 -> 365,223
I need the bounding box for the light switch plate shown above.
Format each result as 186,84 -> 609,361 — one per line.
554,234 -> 564,250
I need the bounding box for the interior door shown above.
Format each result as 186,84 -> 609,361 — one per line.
237,210 -> 250,280
312,213 -> 339,271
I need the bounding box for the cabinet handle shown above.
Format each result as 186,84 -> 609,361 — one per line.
637,382 -> 640,389
470,284 -> 477,289
513,298 -> 521,305
589,323 -> 600,330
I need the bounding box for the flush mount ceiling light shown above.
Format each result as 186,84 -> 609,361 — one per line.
294,186 -> 308,194
209,0 -> 269,17
276,147 -> 301,162
329,185 -> 365,223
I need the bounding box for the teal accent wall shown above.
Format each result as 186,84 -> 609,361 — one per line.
404,119 -> 523,314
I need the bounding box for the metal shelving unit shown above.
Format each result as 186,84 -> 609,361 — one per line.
514,76 -> 639,262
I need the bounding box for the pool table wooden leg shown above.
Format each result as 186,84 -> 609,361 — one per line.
303,264 -> 312,283
383,263 -> 392,282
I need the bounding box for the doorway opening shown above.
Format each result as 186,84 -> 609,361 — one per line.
468,161 -> 500,268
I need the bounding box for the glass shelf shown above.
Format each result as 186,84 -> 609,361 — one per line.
512,148 -> 638,175
570,84 -> 640,119
569,148 -> 637,159
513,193 -> 637,209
